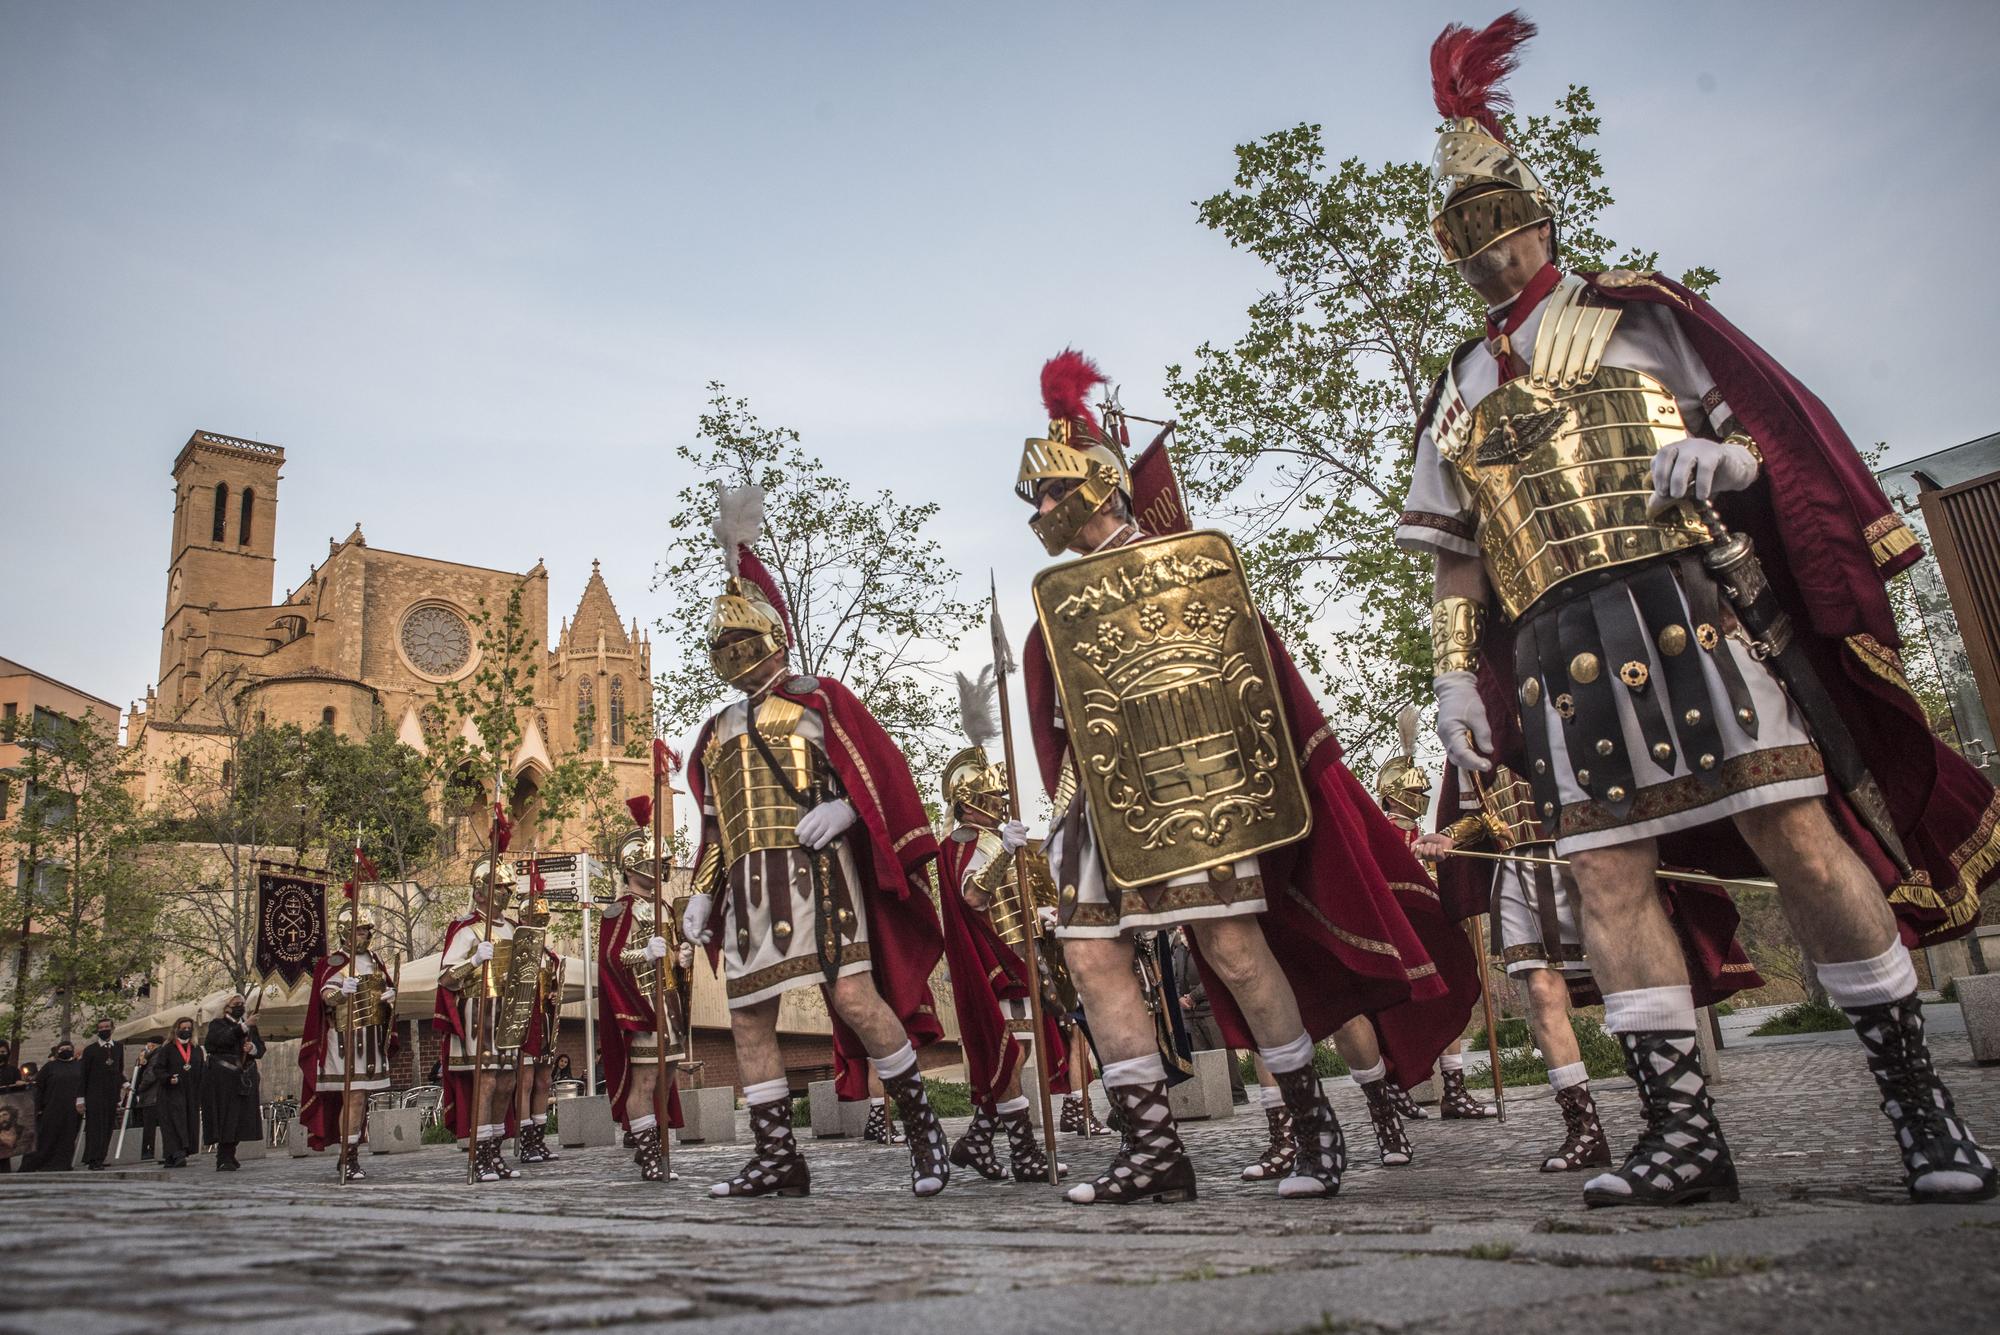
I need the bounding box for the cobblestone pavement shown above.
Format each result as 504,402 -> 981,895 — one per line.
2,1032 -> 1995,1335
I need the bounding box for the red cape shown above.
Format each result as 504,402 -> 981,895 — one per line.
597,897 -> 685,1129
1419,271 -> 1995,946
686,675 -> 947,1073
936,831 -> 1073,1104
1024,620 -> 1481,1089
432,914 -> 519,1142
297,950 -> 398,1152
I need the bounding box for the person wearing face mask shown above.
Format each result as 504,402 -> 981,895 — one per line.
78,1018 -> 126,1169
153,1018 -> 204,1167
203,996 -> 265,1171
23,1041 -> 84,1171
133,1036 -> 163,1162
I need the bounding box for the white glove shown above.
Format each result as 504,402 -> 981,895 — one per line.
999,819 -> 1028,853
644,935 -> 669,962
682,893 -> 714,946
676,942 -> 695,968
1434,670 -> 1493,773
473,941 -> 495,965
796,798 -> 858,850
340,977 -> 359,995
1036,905 -> 1059,931
76,1098 -> 86,1114
1647,436 -> 1759,518
380,989 -> 396,1004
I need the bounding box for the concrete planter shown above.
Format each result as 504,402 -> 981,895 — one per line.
1961,973 -> 2000,1064
1167,1048 -> 1236,1122
556,1094 -> 617,1148
371,1108 -> 426,1154
676,1085 -> 737,1145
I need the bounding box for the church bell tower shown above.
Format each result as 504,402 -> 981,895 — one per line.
159,430 -> 284,714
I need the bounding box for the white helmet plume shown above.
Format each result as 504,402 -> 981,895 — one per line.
955,666 -> 999,750
712,483 -> 767,579
1395,703 -> 1421,757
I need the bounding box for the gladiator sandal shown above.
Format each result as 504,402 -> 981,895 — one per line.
634,1124 -> 666,1183
1386,1082 -> 1427,1120
1542,1083 -> 1611,1172
1060,1094 -> 1107,1137
1065,1080 -> 1196,1205
534,1122 -> 560,1160
1358,1076 -> 1414,1167
1439,1065 -> 1499,1119
1846,994 -> 1996,1203
1583,1031 -> 1737,1208
711,1098 -> 811,1198
949,1104 -> 1005,1181
884,1069 -> 951,1198
1239,1106 -> 1296,1182
1273,1065 -> 1346,1198
472,1138 -> 511,1183
516,1123 -> 547,1164
864,1101 -> 904,1146
341,1144 -> 368,1182
1000,1106 -> 1065,1183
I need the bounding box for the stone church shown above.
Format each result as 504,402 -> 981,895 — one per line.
125,430 -> 661,850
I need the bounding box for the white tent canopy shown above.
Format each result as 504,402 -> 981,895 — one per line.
113,953 -> 590,1043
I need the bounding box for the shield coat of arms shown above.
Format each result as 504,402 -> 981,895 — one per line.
1032,531 -> 1311,889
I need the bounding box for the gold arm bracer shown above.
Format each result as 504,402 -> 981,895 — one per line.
1430,596 -> 1486,677
440,958 -> 482,991
1051,752 -> 1079,817
1441,815 -> 1489,849
690,841 -> 722,898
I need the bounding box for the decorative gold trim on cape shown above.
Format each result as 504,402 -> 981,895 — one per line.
1863,514 -> 1919,568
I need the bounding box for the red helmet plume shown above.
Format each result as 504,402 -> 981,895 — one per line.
1430,10 -> 1537,145
734,546 -> 792,634
1040,348 -> 1106,435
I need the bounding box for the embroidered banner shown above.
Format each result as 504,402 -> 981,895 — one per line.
256,869 -> 329,987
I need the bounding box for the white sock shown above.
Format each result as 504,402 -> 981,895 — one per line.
1347,1058 -> 1387,1087
995,1096 -> 1029,1115
1547,1061 -> 1588,1091
744,1077 -> 790,1107
1258,1083 -> 1284,1111
1101,1053 -> 1167,1088
532,1114 -> 547,1126
1817,941 -> 1919,1010
1440,1040 -> 1465,1072
1258,1031 -> 1315,1075
871,1043 -> 917,1082
629,1113 -> 657,1133
868,1096 -> 885,1108
1602,985 -> 1696,1034
346,1133 -> 362,1145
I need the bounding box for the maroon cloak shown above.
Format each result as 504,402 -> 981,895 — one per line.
296,949 -> 397,1152
432,914 -> 519,1142
686,674 -> 946,1083
1415,270 -> 1995,946
596,896 -> 685,1129
935,831 -> 1073,1105
1024,621 -> 1481,1090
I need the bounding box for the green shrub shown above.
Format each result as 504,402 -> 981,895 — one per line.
1749,1000 -> 1849,1036
1466,1016 -> 1531,1049
1470,1014 -> 1625,1088
421,1121 -> 456,1145
1715,1002 -> 1735,1017
925,1078 -> 972,1119
1941,979 -> 1959,1003
1236,1044 -> 1348,1086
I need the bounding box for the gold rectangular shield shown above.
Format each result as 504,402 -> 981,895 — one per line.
1032,530 -> 1311,890
494,923 -> 544,1051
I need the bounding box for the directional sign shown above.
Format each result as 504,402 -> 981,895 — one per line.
515,853 -> 587,900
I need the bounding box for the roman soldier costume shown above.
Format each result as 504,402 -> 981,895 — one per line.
1018,351 -> 1481,1204
599,827 -> 689,1182
684,485 -> 950,1199
435,861 -> 523,1183
298,905 -> 396,1180
1400,13 -> 1995,1204
511,880 -> 564,1166
936,667 -> 1069,1184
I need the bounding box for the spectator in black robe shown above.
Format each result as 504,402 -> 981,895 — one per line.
155,1017 -> 204,1168
23,1043 -> 83,1171
133,1037 -> 163,1160
79,1019 -> 126,1169
0,1039 -> 19,1174
202,997 -> 264,1171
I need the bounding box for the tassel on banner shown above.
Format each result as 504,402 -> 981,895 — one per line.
493,803 -> 514,854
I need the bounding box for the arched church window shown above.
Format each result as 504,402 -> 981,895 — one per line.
211,483 -> 230,542
176,756 -> 191,782
610,676 -> 626,746
577,677 -> 594,744
321,706 -> 336,729
239,489 -> 255,545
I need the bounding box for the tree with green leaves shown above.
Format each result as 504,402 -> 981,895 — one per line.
426,581 -> 541,824
1164,88 -> 1716,751
1,708 -> 164,1047
653,384 -> 980,786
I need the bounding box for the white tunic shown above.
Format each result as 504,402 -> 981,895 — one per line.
440,914 -> 518,1069
316,951 -> 392,1088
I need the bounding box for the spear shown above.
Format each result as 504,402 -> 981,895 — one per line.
1425,846 -> 1778,894
650,737 -> 673,1185
989,571 -> 1061,1184
468,762 -> 506,1186
1457,778 -> 1507,1121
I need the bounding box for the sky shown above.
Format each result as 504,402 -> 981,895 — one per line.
4,0 -> 1997,780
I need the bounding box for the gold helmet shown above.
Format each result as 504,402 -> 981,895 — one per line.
1426,12 -> 1552,263
336,901 -> 376,940
707,484 -> 792,689
1017,350 -> 1133,556
615,828 -> 663,885
944,668 -> 1010,822
469,857 -> 518,912
1375,704 -> 1433,825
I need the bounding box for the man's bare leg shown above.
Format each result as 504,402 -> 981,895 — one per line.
828,973 -> 950,1195
711,996 -> 808,1197
1061,934 -> 1198,1203
1189,916 -> 1343,1194
1240,1053 -> 1295,1181
1520,965 -> 1608,1171
1329,1010 -> 1410,1165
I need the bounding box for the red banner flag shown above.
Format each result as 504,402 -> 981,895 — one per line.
493,803 -> 514,854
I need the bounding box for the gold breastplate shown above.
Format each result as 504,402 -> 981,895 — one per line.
331,971 -> 385,1032
705,696 -> 822,864
1438,283 -> 1710,620
1480,768 -> 1549,848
